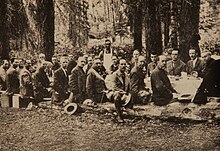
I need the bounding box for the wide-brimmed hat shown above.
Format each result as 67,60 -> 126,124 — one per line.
64,103 -> 78,115
121,93 -> 132,107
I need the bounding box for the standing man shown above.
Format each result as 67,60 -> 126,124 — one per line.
186,49 -> 204,77
166,49 -> 186,76
109,59 -> 130,122
52,55 -> 69,105
69,57 -> 86,103
151,55 -> 177,106
130,56 -> 149,104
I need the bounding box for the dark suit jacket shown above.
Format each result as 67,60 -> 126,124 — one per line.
53,68 -> 69,100
193,60 -> 220,104
86,68 -> 106,100
33,67 -> 50,99
186,58 -> 204,77
67,60 -> 77,75
5,67 -> 20,95
52,62 -> 61,71
151,67 -> 176,101
111,69 -> 129,93
166,59 -> 186,76
130,66 -> 145,94
69,66 -> 86,102
201,58 -> 215,78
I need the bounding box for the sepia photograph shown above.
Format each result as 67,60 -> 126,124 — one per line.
0,0 -> 220,150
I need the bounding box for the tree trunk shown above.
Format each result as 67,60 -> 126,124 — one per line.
144,0 -> 162,56
163,1 -> 170,48
36,0 -> 54,61
179,0 -> 200,62
0,0 -> 9,60
133,2 -> 143,50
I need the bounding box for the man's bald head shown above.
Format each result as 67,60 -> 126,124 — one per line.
137,55 -> 146,69
201,51 -> 212,63
158,55 -> 167,69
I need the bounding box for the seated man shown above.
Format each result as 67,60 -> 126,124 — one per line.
20,62 -> 34,99
147,53 -> 158,77
69,57 -> 86,103
86,59 -> 107,104
109,55 -> 118,74
201,51 -> 215,78
193,59 -> 220,104
67,54 -> 77,75
166,49 -> 186,76
106,59 -> 130,122
83,56 -> 93,75
0,60 -> 10,90
151,55 -> 177,106
186,49 -> 204,77
5,58 -> 20,95
130,56 -> 150,104
131,49 -> 140,68
52,55 -> 69,105
51,55 -> 61,73
33,61 -> 51,105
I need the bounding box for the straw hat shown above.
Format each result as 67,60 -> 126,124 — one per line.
64,103 -> 78,115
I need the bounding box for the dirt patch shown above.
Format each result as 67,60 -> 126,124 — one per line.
0,107 -> 219,151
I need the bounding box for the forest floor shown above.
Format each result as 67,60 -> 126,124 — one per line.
0,107 -> 220,151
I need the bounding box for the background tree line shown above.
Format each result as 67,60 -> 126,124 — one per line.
0,0 -> 219,62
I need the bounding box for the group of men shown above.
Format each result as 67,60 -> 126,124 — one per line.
0,46 -> 219,122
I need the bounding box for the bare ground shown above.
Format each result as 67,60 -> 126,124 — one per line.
0,107 -> 220,151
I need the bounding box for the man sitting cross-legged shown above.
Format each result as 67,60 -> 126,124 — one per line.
151,55 -> 177,106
